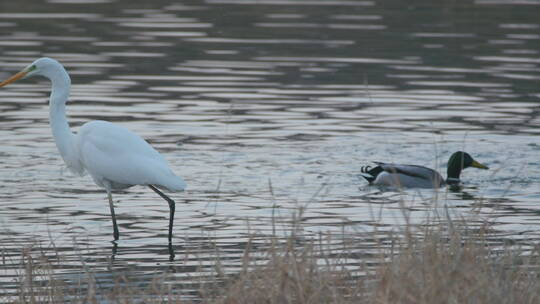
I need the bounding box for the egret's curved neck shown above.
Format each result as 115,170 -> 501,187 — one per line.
47,67 -> 75,162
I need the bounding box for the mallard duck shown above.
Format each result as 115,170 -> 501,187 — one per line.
360,151 -> 488,188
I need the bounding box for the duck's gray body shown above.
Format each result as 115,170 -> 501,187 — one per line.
362,162 -> 445,188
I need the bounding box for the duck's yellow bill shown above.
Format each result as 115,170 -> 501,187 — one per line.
471,160 -> 489,170
0,70 -> 28,87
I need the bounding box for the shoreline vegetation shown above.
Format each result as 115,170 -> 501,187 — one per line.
3,203 -> 540,303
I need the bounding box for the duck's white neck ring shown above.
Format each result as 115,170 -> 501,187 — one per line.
446,177 -> 461,184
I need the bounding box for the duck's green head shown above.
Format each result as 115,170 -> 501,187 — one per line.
447,151 -> 489,181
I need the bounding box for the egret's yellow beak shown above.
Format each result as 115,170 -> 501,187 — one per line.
471,160 -> 489,170
0,69 -> 29,87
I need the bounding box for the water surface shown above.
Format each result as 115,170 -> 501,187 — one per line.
0,0 -> 539,300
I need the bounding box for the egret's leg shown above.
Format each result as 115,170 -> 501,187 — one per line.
148,185 -> 175,243
107,191 -> 120,241
168,242 -> 175,262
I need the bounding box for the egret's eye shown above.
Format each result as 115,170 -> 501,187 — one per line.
24,65 -> 37,73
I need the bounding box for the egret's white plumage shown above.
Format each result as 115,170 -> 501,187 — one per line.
0,57 -> 185,242
77,120 -> 186,191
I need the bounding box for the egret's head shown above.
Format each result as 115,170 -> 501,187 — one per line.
0,57 -> 63,87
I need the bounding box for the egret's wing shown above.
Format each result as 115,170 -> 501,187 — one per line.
77,121 -> 184,190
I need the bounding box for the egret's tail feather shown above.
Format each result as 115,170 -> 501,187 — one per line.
157,176 -> 187,192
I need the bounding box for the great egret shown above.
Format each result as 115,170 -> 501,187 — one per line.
0,57 -> 186,243
360,151 -> 488,188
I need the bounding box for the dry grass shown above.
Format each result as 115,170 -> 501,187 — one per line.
204,221 -> 540,304
201,238 -> 366,304
374,226 -> 540,304
3,244 -> 184,303
3,210 -> 540,304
